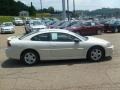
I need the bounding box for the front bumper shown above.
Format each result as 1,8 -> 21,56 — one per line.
105,45 -> 114,57
1,30 -> 14,34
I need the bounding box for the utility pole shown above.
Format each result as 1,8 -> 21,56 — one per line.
62,0 -> 66,20
40,0 -> 42,11
67,0 -> 70,20
73,0 -> 75,15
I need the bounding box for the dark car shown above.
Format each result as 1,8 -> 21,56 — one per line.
66,21 -> 104,36
104,20 -> 120,33
48,21 -> 65,29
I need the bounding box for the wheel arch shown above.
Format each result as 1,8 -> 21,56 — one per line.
20,48 -> 40,60
87,45 -> 105,58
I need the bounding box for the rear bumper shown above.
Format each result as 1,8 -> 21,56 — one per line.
5,48 -> 20,60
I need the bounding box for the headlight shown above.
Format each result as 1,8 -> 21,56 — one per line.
30,27 -> 33,31
106,43 -> 112,47
10,28 -> 13,30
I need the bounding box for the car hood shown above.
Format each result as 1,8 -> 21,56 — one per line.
1,26 -> 14,29
30,25 -> 47,29
86,36 -> 110,44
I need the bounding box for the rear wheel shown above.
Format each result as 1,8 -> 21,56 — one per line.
21,50 -> 40,65
87,47 -> 105,61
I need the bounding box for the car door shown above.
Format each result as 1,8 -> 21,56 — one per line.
49,32 -> 85,60
89,22 -> 97,34
81,22 -> 92,35
30,33 -> 52,60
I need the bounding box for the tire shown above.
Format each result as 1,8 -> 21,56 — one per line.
97,30 -> 102,35
104,30 -> 107,33
112,28 -> 118,33
21,50 -> 40,65
87,46 -> 105,62
11,31 -> 15,34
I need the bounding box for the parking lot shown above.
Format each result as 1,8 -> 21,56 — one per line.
1,26 -> 120,90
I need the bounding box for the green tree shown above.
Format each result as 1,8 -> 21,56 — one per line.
29,2 -> 36,16
48,7 -> 54,14
0,0 -> 36,16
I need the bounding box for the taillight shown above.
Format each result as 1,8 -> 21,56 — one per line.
7,40 -> 11,47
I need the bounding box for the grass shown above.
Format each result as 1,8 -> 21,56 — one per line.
0,16 -> 13,23
0,14 -> 60,24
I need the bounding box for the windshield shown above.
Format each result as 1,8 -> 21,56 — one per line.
73,32 -> 88,41
71,22 -> 82,27
60,21 -> 70,27
30,20 -> 43,26
2,23 -> 13,26
57,21 -> 65,26
19,31 -> 38,40
67,21 -> 78,27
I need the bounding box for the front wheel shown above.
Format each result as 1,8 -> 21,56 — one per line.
112,28 -> 118,33
97,30 -> 103,35
21,50 -> 39,65
87,47 -> 105,61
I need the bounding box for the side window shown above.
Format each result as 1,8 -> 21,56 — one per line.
91,22 -> 95,26
31,33 -> 50,41
51,33 -> 78,42
84,22 -> 91,26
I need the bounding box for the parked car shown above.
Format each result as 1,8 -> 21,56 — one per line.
25,20 -> 47,33
56,21 -> 78,29
6,29 -> 113,65
104,20 -> 120,33
48,21 -> 65,29
0,22 -> 15,34
66,21 -> 104,36
13,17 -> 24,26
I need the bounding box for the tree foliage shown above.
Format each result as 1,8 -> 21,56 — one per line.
38,6 -> 55,14
0,0 -> 36,16
77,8 -> 120,18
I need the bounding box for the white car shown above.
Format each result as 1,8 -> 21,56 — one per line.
25,20 -> 46,33
0,22 -> 15,34
13,17 -> 24,26
6,29 -> 114,65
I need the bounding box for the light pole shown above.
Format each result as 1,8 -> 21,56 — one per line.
73,0 -> 75,13
40,0 -> 42,10
67,0 -> 70,20
62,0 -> 66,20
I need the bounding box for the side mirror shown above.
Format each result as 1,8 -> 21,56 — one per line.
74,38 -> 80,43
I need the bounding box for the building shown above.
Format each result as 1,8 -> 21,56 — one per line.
19,11 -> 29,17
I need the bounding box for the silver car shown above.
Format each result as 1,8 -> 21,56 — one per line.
6,29 -> 113,65
0,22 -> 15,34
25,20 -> 46,33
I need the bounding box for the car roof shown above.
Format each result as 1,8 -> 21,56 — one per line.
37,29 -> 70,33
28,29 -> 73,36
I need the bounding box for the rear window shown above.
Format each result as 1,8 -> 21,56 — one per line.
31,33 -> 50,41
19,31 -> 38,40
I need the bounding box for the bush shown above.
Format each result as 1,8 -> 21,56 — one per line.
36,13 -> 51,18
0,16 -> 13,23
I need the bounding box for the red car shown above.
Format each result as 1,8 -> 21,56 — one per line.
66,21 -> 104,36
